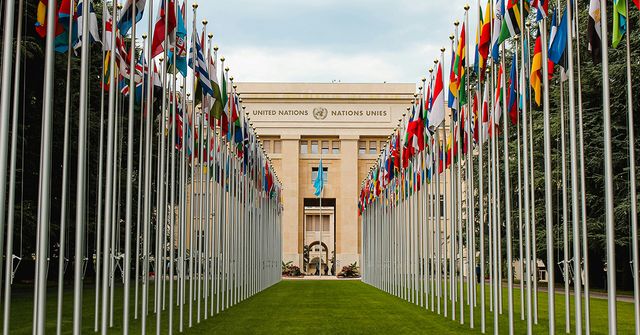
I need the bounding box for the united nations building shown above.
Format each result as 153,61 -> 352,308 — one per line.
237,83 -> 414,275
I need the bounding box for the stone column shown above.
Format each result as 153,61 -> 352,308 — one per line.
280,135 -> 300,266
337,135 -> 360,269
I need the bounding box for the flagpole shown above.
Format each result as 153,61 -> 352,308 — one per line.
523,23 -> 539,324
447,27 -> 456,320
479,65 -> 488,335
2,0 -> 24,331
202,25 -> 210,322
435,53 -> 443,316
464,7 -> 474,326
622,1 -> 640,333
95,10 -> 108,332
56,1 -> 75,331
572,0 -> 591,331
563,0 -> 583,332
101,1 -> 120,333
516,74 -> 525,323
121,3 -> 139,328
0,0 -> 17,314
135,34 -> 148,321
490,53 -> 498,334
189,4 -> 198,326
598,0 -> 617,331
319,145 -> 323,277
142,1 -> 156,332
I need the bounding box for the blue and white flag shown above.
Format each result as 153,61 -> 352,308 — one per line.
74,0 -> 101,50
189,31 -> 215,97
118,0 -> 146,36
491,0 -> 504,61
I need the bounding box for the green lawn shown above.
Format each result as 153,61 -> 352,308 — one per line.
1,280 -> 636,334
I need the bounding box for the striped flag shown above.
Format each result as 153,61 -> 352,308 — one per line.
587,0 -> 602,63
499,0 -> 528,44
428,64 -> 445,130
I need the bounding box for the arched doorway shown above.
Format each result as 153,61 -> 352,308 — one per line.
307,241 -> 329,275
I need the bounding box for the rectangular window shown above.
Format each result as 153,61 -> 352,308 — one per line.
311,140 -> 319,154
300,141 -> 308,154
311,167 -> 328,181
273,140 -> 282,154
322,215 -> 330,232
321,140 -> 329,154
263,140 -> 271,153
368,140 -> 377,154
332,141 -> 340,154
358,141 -> 366,155
440,195 -> 445,217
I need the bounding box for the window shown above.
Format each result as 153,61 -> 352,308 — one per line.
321,140 -> 329,154
273,140 -> 282,154
310,140 -> 319,154
440,195 -> 445,217
368,140 -> 378,154
263,140 -> 271,153
311,167 -> 328,181
300,141 -> 308,154
358,141 -> 366,155
332,141 -> 340,154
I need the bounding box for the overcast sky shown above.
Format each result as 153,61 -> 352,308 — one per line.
186,0 -> 471,84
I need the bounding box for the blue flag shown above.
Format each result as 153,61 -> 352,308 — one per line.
313,159 -> 325,197
548,8 -> 568,64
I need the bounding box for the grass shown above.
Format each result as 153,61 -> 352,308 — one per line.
0,279 -> 636,334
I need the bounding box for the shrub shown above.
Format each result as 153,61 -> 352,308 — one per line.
281,261 -> 302,277
338,262 -> 360,278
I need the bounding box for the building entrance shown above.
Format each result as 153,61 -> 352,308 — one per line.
303,203 -> 335,276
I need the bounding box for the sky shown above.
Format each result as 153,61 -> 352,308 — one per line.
183,0 -> 472,84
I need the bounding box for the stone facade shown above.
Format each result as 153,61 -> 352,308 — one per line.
236,82 -> 415,273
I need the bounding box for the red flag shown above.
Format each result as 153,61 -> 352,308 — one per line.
151,0 -> 177,58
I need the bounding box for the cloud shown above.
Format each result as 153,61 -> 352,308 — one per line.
137,0 -> 472,83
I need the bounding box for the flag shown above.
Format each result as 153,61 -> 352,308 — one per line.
507,54 -> 518,124
151,0 -> 177,58
168,1 -> 187,77
220,68 -> 230,138
478,0 -> 492,77
118,0 -> 146,36
532,0 -> 548,21
103,4 -> 113,51
429,64 -> 445,130
209,49 -> 224,121
494,64 -> 504,125
481,83 -> 490,142
612,0 -> 627,48
587,0 -> 602,63
74,0 -> 101,50
530,33 -> 543,106
314,160 -> 326,197
450,23 -> 467,106
491,0 -> 505,61
448,36 -> 458,112
36,0 -> 65,39
548,8 -> 568,65
499,0 -> 528,44
102,50 -> 112,91
55,0 -> 77,53
190,31 -> 214,97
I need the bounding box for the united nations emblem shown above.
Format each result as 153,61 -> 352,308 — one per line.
313,107 -> 328,120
